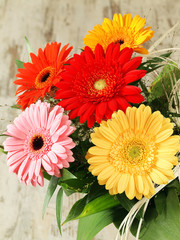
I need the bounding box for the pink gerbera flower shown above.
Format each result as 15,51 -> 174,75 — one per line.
3,100 -> 75,186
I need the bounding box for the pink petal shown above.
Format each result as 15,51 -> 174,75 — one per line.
51,125 -> 68,143
35,159 -> 42,176
7,124 -> 26,139
52,143 -> 66,153
48,151 -> 58,164
50,113 -> 63,136
38,171 -> 44,186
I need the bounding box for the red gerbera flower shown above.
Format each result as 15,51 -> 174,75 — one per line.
55,43 -> 146,128
14,42 -> 73,110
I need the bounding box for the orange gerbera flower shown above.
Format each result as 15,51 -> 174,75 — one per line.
83,13 -> 154,54
14,42 -> 73,110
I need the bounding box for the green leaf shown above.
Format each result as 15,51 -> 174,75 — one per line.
42,176 -> 59,219
77,193 -> 120,219
148,63 -> 180,102
117,193 -> 137,213
63,195 -> 88,224
139,188 -> 180,240
86,180 -> 107,203
0,146 -> 7,154
154,191 -> 166,215
11,104 -> 20,109
25,36 -> 33,57
60,168 -> 77,181
77,206 -> 127,240
56,188 -> 63,235
77,208 -> 117,240
15,59 -> 24,69
43,171 -> 51,181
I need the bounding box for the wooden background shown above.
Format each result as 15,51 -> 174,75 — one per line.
0,0 -> 179,239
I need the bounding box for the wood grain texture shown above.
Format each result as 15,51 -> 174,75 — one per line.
0,0 -> 179,239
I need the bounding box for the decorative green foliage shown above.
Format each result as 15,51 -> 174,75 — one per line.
42,176 -> 59,218
77,207 -> 121,240
63,195 -> 88,224
148,63 -> 180,102
25,36 -> 33,57
138,52 -> 172,74
139,187 -> 180,240
56,188 -> 63,235
0,145 -> 7,154
15,59 -> 24,69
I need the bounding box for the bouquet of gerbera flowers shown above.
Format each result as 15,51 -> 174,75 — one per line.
1,13 -> 180,240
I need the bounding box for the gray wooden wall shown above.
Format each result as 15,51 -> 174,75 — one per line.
0,0 -> 179,239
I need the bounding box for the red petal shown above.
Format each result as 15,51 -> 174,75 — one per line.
118,48 -> 133,66
112,43 -> 120,60
107,98 -> 117,112
105,43 -> 114,65
123,70 -> 146,84
56,90 -> 73,99
120,86 -> 141,95
122,57 -> 142,73
78,102 -> 92,115
125,94 -> 145,103
69,108 -> 80,119
95,44 -> 105,61
87,114 -> 96,128
59,97 -> 78,108
80,104 -> 96,123
96,102 -> 107,119
116,97 -> 131,112
84,47 -> 94,63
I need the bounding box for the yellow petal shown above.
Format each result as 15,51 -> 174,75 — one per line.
91,163 -> 110,175
135,175 -> 144,193
118,173 -> 130,193
88,146 -> 110,155
97,165 -> 115,180
91,137 -> 112,149
155,159 -> 173,169
142,176 -> 150,196
150,169 -> 169,184
88,156 -> 109,164
125,175 -> 135,200
126,107 -> 136,130
155,129 -> 174,143
146,175 -> 155,195
105,171 -> 120,190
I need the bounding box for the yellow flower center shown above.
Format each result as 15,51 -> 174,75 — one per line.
35,66 -> 56,89
109,131 -> 157,174
94,79 -> 107,90
128,145 -> 142,159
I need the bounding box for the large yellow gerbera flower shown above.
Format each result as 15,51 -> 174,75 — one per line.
83,13 -> 154,54
86,105 -> 180,200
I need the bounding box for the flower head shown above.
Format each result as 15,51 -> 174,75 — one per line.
83,13 -> 154,54
86,105 -> 180,200
55,43 -> 146,128
14,42 -> 73,110
3,101 -> 75,186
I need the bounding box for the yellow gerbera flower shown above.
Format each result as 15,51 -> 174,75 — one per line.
83,13 -> 154,54
86,105 -> 180,200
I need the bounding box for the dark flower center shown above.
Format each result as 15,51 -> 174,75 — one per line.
41,72 -> 50,82
32,136 -> 44,150
119,40 -> 124,45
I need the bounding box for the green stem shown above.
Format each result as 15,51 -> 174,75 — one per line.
139,80 -> 149,99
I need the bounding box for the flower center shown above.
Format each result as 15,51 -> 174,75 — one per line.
35,66 -> 56,89
32,136 -> 44,151
94,79 -> 107,90
128,145 -> 142,159
115,39 -> 124,45
109,131 -> 157,174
